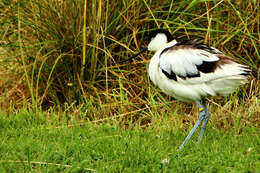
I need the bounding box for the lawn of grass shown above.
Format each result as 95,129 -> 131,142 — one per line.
0,110 -> 259,172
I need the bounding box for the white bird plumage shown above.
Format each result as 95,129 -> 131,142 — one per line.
122,29 -> 250,150
148,35 -> 249,102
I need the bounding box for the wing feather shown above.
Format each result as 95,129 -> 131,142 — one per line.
159,45 -> 220,80
158,40 -> 250,85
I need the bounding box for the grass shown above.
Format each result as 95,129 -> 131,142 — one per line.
0,0 -> 259,110
0,110 -> 259,172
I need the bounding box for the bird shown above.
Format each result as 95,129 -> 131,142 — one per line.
121,29 -> 251,150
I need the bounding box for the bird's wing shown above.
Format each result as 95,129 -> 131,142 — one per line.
159,40 -> 250,85
159,40 -> 222,82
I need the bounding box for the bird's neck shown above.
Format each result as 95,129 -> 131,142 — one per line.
148,40 -> 178,86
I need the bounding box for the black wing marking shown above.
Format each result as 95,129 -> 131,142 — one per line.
160,39 -> 220,57
161,69 -> 177,81
173,39 -> 219,54
196,61 -> 217,73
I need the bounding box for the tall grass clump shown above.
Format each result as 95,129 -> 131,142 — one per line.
0,0 -> 259,126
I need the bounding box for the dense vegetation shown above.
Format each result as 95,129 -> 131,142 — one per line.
0,0 -> 259,111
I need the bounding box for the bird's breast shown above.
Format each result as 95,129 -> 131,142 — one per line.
148,52 -> 161,86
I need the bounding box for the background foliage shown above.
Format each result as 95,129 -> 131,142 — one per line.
0,0 -> 259,125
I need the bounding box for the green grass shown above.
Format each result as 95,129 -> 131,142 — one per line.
0,110 -> 259,172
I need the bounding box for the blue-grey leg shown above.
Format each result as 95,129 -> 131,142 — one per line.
197,100 -> 210,145
179,101 -> 206,150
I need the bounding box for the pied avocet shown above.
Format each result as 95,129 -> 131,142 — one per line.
121,29 -> 250,150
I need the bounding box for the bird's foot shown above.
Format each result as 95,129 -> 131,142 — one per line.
179,107 -> 206,150
179,101 -> 210,150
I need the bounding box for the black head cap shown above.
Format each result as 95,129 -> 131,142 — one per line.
148,29 -> 174,43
